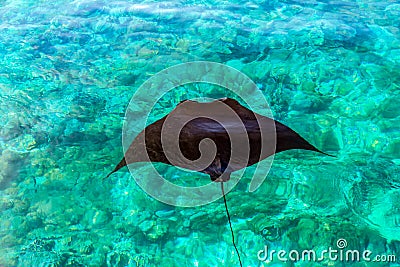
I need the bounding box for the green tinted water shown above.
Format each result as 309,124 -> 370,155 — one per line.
1,0 -> 399,266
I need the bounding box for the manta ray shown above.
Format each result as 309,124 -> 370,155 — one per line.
106,97 -> 331,266
107,97 -> 329,180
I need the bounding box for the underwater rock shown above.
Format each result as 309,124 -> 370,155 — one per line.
92,17 -> 114,34
155,209 -> 175,218
300,80 -> 317,93
379,97 -> 400,119
360,62 -> 393,90
12,199 -> 30,215
265,32 -> 290,49
1,113 -> 29,141
308,27 -> 324,45
388,49 -> 400,65
82,208 -> 112,228
378,117 -> 400,133
218,27 -> 237,43
0,249 -> 17,266
316,81 -> 334,96
291,218 -> 317,249
189,211 -> 207,221
138,220 -> 154,232
183,219 -> 190,228
315,128 -> 340,151
146,223 -> 168,240
330,98 -> 376,119
138,217 -> 168,241
212,42 -> 233,55
292,166 -> 343,210
242,60 -> 271,80
10,215 -> 29,238
385,4 -> 400,20
175,224 -> 190,236
333,79 -> 355,96
15,134 -> 37,151
173,233 -> 203,257
26,212 -> 43,229
270,62 -> 290,77
68,93 -> 106,122
269,48 -> 293,63
0,149 -> 26,189
260,225 -> 281,242
174,38 -> 191,53
0,197 -> 14,212
1,233 -> 20,248
236,34 -> 251,48
290,92 -> 314,111
106,250 -> 132,267
131,253 -> 151,267
385,138 -> 400,157
225,59 -> 245,72
317,19 -> 356,42
116,71 -> 138,86
92,210 -> 112,227
246,213 -> 273,234
137,47 -> 158,58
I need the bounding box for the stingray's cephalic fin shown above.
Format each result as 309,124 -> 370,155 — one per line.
210,172 -> 231,182
104,158 -> 126,180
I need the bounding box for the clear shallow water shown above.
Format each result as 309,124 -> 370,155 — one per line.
1,0 -> 400,266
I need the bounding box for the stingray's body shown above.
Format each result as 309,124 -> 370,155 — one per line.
107,97 -> 331,267
107,98 -> 327,181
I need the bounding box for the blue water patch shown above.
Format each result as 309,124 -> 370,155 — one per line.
1,0 -> 400,266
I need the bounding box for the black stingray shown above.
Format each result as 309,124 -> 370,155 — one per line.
107,97 -> 329,180
106,97 -> 332,267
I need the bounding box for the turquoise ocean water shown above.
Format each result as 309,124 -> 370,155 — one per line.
1,0 -> 400,266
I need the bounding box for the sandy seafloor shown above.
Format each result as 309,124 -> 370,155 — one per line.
1,0 -> 400,266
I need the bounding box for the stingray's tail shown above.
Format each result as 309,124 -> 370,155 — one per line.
104,158 -> 126,180
221,182 -> 243,267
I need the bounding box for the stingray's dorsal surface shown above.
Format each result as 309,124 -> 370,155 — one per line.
107,98 -> 328,180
